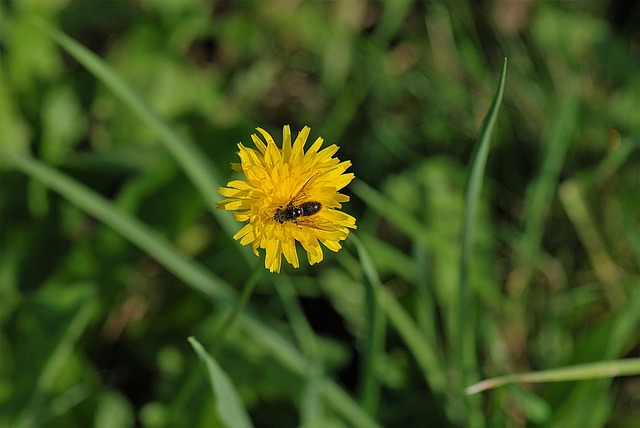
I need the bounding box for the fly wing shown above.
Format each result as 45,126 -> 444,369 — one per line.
287,172 -> 320,206
295,214 -> 336,232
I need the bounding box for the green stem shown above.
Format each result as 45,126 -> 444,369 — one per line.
272,275 -> 318,358
350,233 -> 385,416
211,262 -> 263,354
466,358 -> 640,395
457,58 -> 507,426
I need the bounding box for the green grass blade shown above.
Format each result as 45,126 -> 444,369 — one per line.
272,275 -> 318,358
300,363 -> 323,428
559,180 -> 623,302
508,93 -> 579,296
31,18 -> 242,243
349,209 -> 446,398
457,57 -> 508,423
412,241 -> 441,360
319,380 -> 381,428
378,287 -> 447,394
351,234 -> 385,416
188,337 -> 255,428
210,263 -> 263,354
0,148 -> 235,303
466,358 -> 640,395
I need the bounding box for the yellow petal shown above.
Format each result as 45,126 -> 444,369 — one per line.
233,223 -> 254,241
233,212 -> 251,222
251,132 -> 268,154
293,126 -> 311,151
306,137 -> 324,155
282,125 -> 292,162
264,140 -> 282,168
282,239 -> 299,268
256,127 -> 276,148
320,238 -> 342,252
227,180 -> 252,190
221,200 -> 254,211
265,239 -> 282,273
218,187 -> 243,198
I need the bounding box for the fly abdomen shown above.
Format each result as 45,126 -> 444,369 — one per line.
298,201 -> 322,217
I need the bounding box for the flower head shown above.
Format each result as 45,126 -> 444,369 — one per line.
217,125 -> 356,273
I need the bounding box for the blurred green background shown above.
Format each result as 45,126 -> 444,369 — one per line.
1,0 -> 639,427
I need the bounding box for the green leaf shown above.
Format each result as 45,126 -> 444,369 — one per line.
351,234 -> 385,416
457,57 -> 508,425
466,358 -> 640,395
188,337 -> 255,428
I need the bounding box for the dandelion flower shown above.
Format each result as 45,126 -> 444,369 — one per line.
217,125 -> 357,273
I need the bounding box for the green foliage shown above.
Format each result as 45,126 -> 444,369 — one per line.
2,1 -> 639,427
188,337 -> 254,428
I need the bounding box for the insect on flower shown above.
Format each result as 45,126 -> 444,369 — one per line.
274,201 -> 323,224
217,125 -> 356,273
273,173 -> 323,224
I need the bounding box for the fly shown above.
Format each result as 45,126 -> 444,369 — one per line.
274,201 -> 322,224
273,173 -> 323,224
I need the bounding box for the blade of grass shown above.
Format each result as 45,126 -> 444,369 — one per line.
558,180 -> 624,306
466,358 -> 640,395
300,362 -> 324,428
0,148 -> 235,303
2,148 -> 378,428
506,93 -> 579,299
210,263 -> 263,354
350,234 -> 385,416
348,238 -> 447,397
457,57 -> 507,425
345,214 -> 446,398
271,274 -> 318,359
378,285 -> 447,394
188,337 -> 255,428
414,169 -> 442,361
412,240 -> 444,371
